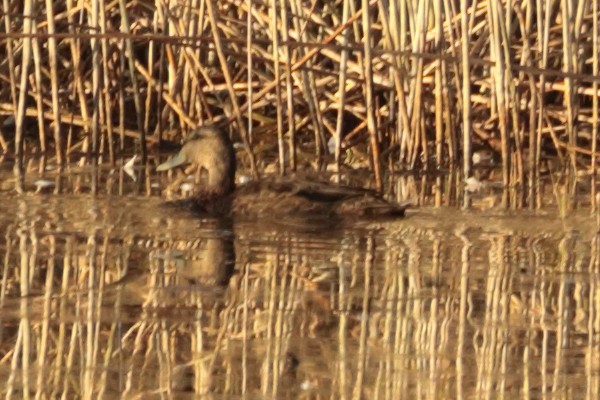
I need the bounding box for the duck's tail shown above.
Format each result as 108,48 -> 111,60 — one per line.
335,197 -> 413,217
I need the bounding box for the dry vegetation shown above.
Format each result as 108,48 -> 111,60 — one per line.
2,2 -> 600,397
0,0 -> 599,208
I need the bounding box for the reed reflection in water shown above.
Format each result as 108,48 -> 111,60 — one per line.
0,194 -> 599,399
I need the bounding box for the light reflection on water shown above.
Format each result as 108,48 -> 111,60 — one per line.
0,192 -> 599,399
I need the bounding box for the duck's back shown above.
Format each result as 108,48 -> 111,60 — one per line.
231,179 -> 330,216
231,177 -> 407,218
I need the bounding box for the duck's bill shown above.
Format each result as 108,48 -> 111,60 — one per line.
157,152 -> 187,171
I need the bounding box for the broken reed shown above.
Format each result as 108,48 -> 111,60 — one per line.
0,0 -> 599,206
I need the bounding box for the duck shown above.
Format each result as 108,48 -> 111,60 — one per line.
156,126 -> 409,218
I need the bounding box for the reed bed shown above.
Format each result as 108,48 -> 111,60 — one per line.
0,0 -> 599,208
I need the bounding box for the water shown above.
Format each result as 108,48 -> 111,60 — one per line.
0,175 -> 599,399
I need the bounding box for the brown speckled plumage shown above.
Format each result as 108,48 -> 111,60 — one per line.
157,126 -> 408,218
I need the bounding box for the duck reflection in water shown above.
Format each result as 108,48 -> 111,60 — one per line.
157,126 -> 409,218
147,212 -> 235,289
179,220 -> 235,287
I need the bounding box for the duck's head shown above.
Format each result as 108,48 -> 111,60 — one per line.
157,126 -> 237,194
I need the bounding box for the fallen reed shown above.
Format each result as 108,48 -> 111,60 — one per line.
0,1 -> 599,207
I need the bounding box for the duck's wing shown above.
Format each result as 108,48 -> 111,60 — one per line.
333,196 -> 411,217
233,177 -> 410,218
265,177 -> 381,202
232,180 -> 331,216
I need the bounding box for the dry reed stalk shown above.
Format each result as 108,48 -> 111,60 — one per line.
246,0 -> 254,157
489,0 -> 510,208
144,14 -> 158,142
206,0 -> 258,177
384,2 -> 410,167
99,0 -> 115,165
155,8 -> 168,145
592,0 -> 599,211
279,2 -> 296,172
180,1 -> 194,127
561,0 -> 577,174
333,0 -> 351,176
168,23 -> 196,137
0,225 -> 13,301
118,0 -> 147,166
288,0 -> 325,165
506,9 -> 527,207
460,0 -> 471,208
118,43 -> 127,154
90,0 -> 100,166
269,0 -> 285,174
388,8 -> 406,166
433,0 -> 443,172
0,0 -> 17,153
528,71 -> 539,208
13,0 -> 35,193
31,23 -> 47,168
441,0 -> 459,165
407,0 -> 427,169
65,0 -> 90,163
535,0 -> 550,208
0,129 -> 6,152
361,0 -> 382,191
44,0 -> 63,165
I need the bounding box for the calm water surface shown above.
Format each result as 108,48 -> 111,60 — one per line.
0,186 -> 599,399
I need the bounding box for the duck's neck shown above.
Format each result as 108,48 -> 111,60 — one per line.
206,170 -> 235,195
204,155 -> 236,196
193,127 -> 237,196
